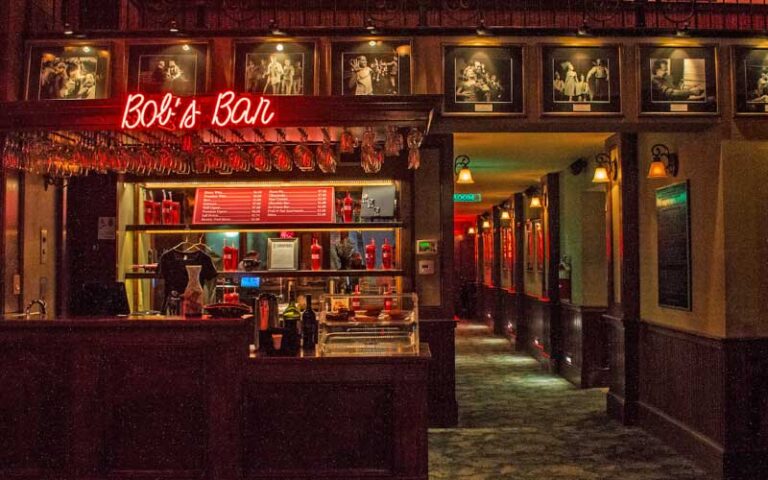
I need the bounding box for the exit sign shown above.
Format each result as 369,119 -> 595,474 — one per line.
453,193 -> 482,203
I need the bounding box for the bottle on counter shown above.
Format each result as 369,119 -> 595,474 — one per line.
351,284 -> 361,311
311,237 -> 323,271
282,290 -> 301,327
301,294 -> 317,350
381,238 -> 393,270
223,239 -> 239,271
342,191 -> 354,223
365,238 -> 376,270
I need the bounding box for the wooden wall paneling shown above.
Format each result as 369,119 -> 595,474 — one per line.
420,319 -> 458,427
604,133 -> 640,425
513,193 -> 527,350
560,303 -> 609,388
544,173 -> 562,368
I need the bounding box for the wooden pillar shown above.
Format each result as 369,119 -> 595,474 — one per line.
544,173 -> 562,367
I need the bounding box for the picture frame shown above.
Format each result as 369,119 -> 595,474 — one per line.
525,220 -> 534,272
541,45 -> 621,115
25,43 -> 112,101
534,220 -> 544,272
267,238 -> 299,271
732,46 -> 768,115
442,44 -> 524,116
331,39 -> 412,96
638,45 -> 718,115
233,40 -> 317,95
127,43 -> 208,96
656,181 -> 692,311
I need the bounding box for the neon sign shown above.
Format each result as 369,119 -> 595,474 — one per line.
121,91 -> 276,131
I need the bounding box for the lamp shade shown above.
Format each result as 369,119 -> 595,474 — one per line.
500,210 -> 511,221
467,226 -> 476,235
456,167 -> 475,184
647,160 -> 668,179
481,219 -> 491,229
592,166 -> 610,183
529,195 -> 542,209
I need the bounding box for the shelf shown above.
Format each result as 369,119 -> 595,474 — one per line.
125,269 -> 405,280
124,222 -> 403,233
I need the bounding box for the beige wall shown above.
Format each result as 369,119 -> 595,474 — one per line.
559,159 -> 607,307
22,175 -> 58,314
721,141 -> 768,337
638,131 -> 726,337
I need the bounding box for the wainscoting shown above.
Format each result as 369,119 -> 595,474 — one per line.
605,313 -> 628,423
500,290 -> 525,351
523,295 -> 555,369
559,303 -> 609,389
636,321 -> 768,480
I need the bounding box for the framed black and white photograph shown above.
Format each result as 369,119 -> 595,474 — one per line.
233,41 -> 316,95
331,39 -> 412,96
639,45 -> 718,115
442,44 -> 524,116
733,46 -> 768,115
25,44 -> 111,100
128,43 -> 208,96
542,45 -> 621,115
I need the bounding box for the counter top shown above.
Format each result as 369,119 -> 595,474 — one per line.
250,344 -> 431,364
0,315 -> 248,328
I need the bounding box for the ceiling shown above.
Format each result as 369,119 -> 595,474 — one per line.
453,132 -> 612,221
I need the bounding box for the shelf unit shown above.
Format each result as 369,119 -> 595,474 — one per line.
117,180 -> 412,313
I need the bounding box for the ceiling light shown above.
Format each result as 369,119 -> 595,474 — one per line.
648,144 -> 679,179
475,19 -> 492,37
269,19 -> 287,36
454,154 -> 475,185
63,23 -> 74,35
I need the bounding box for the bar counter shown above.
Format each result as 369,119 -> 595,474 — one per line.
0,316 -> 430,480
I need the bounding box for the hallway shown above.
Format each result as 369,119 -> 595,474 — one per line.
428,322 -> 713,480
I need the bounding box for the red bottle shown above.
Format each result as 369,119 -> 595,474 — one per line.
381,238 -> 393,270
342,192 -> 354,223
383,286 -> 393,312
351,284 -> 361,311
365,238 -> 376,270
223,240 -> 239,271
311,238 -> 322,271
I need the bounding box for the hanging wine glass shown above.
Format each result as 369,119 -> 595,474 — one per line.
293,128 -> 315,171
270,129 -> 293,172
406,127 -> 423,170
316,128 -> 337,173
385,125 -> 404,158
339,128 -> 356,154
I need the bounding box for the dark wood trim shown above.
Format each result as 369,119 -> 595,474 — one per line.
559,302 -> 609,389
419,319 -> 458,427
431,133 -> 455,321
544,173 -> 561,366
0,133 -> 6,313
512,193 -> 526,349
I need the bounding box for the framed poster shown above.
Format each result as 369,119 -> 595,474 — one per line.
267,238 -> 299,271
233,40 -> 316,95
534,220 -> 544,272
525,220 -> 534,271
542,45 -> 621,115
331,39 -> 412,96
128,43 -> 208,96
656,181 -> 692,310
639,45 -> 718,115
442,44 -> 524,116
732,46 -> 768,115
25,43 -> 111,100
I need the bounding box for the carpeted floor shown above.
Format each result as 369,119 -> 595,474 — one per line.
428,322 -> 714,480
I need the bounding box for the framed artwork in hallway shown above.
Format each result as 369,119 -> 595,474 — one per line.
732,46 -> 768,115
541,45 -> 622,115
534,220 -> 544,272
331,39 -> 412,96
127,43 -> 209,96
25,43 -> 112,100
638,45 -> 718,115
442,44 -> 524,116
233,40 -> 317,95
525,220 -> 534,272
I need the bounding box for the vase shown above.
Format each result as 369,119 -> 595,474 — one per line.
182,265 -> 204,318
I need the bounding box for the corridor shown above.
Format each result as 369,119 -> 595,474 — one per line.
428,322 -> 713,480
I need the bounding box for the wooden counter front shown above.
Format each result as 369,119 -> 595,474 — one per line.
0,318 -> 430,480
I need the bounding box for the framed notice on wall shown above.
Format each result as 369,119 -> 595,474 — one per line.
656,181 -> 692,310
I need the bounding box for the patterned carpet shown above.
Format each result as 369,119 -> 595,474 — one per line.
428,322 -> 714,480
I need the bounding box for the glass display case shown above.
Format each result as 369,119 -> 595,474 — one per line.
318,293 -> 418,357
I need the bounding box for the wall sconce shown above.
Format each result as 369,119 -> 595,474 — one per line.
481,215 -> 491,230
454,155 -> 475,184
475,18 -> 493,36
592,152 -> 617,184
500,210 -> 511,221
467,226 -> 476,235
648,144 -> 679,179
524,186 -> 542,209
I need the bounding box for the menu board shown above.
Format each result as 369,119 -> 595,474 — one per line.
193,187 -> 335,224
656,181 -> 691,310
